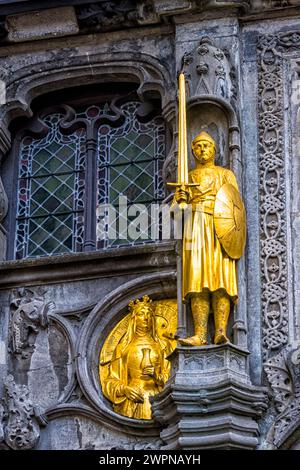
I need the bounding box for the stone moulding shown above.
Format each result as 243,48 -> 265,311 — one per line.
1,51 -> 174,133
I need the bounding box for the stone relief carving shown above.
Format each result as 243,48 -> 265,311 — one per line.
181,36 -> 237,107
76,1 -> 158,32
2,375 -> 40,450
229,353 -> 245,372
183,354 -> 206,369
0,0 -> 295,47
257,34 -> 290,361
264,348 -> 293,412
0,0 -> 252,44
10,288 -> 55,358
264,343 -> 300,448
251,0 -> 297,9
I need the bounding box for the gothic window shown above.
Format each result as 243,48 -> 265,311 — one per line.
15,114 -> 86,259
13,90 -> 166,259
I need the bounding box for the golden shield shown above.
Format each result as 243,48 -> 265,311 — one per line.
214,183 -> 246,259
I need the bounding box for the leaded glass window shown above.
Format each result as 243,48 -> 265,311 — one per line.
15,114 -> 86,259
97,102 -> 165,248
14,95 -> 166,259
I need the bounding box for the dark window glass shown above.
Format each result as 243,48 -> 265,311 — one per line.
15,114 -> 85,259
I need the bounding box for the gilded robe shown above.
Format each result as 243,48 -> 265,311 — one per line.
102,334 -> 170,420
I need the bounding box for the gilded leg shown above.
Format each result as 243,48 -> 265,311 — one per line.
178,291 -> 210,346
212,289 -> 231,345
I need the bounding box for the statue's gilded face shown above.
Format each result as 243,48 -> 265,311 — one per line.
135,306 -> 152,331
192,139 -> 215,164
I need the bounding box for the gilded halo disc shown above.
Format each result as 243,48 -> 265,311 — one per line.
214,183 -> 246,259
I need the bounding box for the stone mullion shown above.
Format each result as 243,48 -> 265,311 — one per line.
83,124 -> 98,251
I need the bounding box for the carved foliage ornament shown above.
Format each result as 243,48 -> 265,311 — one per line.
257,33 -> 296,360
0,375 -> 40,450
264,343 -> 300,447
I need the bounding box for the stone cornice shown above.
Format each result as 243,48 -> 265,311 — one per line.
0,242 -> 177,288
0,1 -> 298,46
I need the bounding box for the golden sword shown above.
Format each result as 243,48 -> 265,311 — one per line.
167,73 -> 197,208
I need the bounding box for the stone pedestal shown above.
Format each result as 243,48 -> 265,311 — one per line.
151,344 -> 268,450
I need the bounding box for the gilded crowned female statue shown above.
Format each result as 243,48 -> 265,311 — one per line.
100,296 -> 177,420
175,130 -> 246,347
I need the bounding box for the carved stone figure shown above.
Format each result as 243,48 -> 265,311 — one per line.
100,296 -> 177,420
10,288 -> 55,358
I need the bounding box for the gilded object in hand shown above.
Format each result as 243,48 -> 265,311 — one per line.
99,296 -> 177,420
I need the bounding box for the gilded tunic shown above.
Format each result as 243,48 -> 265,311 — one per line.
182,165 -> 238,300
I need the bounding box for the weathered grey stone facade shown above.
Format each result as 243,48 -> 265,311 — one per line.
0,0 -> 300,450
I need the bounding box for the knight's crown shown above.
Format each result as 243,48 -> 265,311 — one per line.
128,295 -> 152,313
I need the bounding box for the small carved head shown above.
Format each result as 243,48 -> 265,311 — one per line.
128,295 -> 154,332
191,130 -> 216,164
196,62 -> 209,76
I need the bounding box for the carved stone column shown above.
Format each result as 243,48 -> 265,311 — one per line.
152,344 -> 268,449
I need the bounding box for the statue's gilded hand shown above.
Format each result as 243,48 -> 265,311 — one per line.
142,366 -> 164,386
142,365 -> 155,377
175,188 -> 190,205
123,385 -> 144,403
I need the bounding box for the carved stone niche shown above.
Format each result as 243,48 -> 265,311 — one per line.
76,271 -> 176,438
187,102 -> 230,169
179,36 -> 241,182
163,101 -> 231,186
